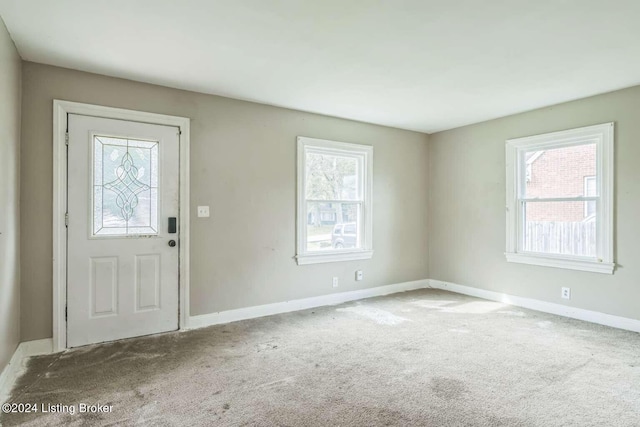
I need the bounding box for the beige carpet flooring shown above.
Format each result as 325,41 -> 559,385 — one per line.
1,288 -> 639,426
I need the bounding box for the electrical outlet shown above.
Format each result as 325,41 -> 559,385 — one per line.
332,277 -> 339,288
197,206 -> 210,217
355,270 -> 363,281
561,287 -> 571,299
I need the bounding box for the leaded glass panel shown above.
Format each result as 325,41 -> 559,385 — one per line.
93,135 -> 159,236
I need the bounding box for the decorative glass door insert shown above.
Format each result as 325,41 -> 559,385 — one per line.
92,135 -> 159,236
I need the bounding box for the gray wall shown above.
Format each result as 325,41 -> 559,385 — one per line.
429,86 -> 640,321
0,18 -> 21,371
14,58 -> 640,343
20,62 -> 430,341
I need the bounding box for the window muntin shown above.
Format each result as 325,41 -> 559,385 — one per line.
505,123 -> 614,274
297,137 -> 373,265
92,135 -> 159,237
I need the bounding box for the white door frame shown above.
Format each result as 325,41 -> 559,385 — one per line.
53,100 -> 191,352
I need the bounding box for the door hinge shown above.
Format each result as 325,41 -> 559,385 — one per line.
65,132 -> 69,145
64,212 -> 69,227
65,306 -> 68,321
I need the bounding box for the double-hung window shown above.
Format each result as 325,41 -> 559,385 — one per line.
296,137 -> 373,265
505,123 -> 614,274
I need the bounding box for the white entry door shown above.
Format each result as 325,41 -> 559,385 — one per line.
67,114 -> 180,347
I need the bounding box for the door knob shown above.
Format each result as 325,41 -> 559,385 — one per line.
168,240 -> 176,247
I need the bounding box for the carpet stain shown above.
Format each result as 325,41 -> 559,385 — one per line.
372,408 -> 410,426
431,376 -> 468,400
256,342 -> 279,352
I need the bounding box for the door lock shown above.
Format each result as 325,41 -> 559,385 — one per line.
168,217 -> 177,234
168,240 -> 177,247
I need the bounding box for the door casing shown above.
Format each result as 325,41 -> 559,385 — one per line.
53,100 -> 191,352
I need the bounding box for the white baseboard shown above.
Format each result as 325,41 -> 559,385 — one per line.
187,279 -> 430,330
188,278 -> 640,333
428,279 -> 640,333
0,339 -> 53,405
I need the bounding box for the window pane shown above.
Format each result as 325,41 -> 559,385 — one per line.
306,202 -> 360,251
305,152 -> 359,200
524,143 -> 596,198
584,176 -> 596,218
93,136 -> 159,236
523,201 -> 596,257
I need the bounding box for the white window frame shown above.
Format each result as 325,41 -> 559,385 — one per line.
505,123 -> 614,274
296,136 -> 373,265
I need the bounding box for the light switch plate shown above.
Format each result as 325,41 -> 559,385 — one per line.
197,206 -> 210,218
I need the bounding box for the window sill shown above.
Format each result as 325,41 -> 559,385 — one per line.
296,250 -> 374,265
505,252 -> 615,274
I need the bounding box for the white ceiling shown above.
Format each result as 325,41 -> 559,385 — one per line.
1,0 -> 640,133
